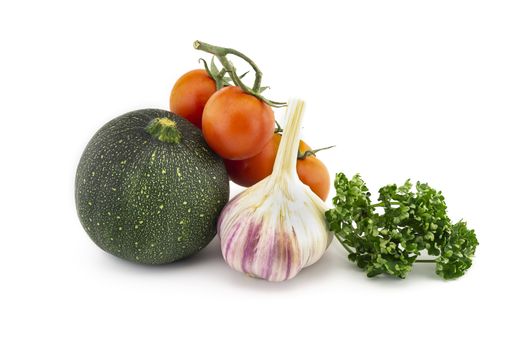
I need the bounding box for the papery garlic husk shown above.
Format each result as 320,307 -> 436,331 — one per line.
217,99 -> 332,282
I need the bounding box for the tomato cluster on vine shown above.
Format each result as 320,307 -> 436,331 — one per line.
169,41 -> 331,201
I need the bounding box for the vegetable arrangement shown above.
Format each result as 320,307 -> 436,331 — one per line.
75,40 -> 478,281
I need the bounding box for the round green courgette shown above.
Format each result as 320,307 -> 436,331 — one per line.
75,109 -> 229,264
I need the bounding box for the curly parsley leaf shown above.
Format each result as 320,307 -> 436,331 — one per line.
436,221 -> 479,279
325,173 -> 478,280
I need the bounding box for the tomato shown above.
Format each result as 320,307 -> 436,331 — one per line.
225,133 -> 330,200
169,69 -> 216,129
223,135 -> 279,187
297,155 -> 331,201
202,86 -> 275,160
225,134 -> 310,186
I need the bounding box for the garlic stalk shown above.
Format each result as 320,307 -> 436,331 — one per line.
217,99 -> 332,282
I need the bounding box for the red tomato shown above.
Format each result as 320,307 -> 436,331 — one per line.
225,134 -> 330,200
224,134 -> 309,186
169,69 -> 216,129
202,86 -> 275,160
297,155 -> 330,201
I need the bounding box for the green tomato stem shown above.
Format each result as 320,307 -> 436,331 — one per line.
194,40 -> 287,108
199,58 -> 226,90
297,145 -> 336,160
194,40 -> 263,91
274,120 -> 284,133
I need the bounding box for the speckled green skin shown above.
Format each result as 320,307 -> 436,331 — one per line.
75,109 -> 229,264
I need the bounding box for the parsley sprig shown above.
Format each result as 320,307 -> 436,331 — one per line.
325,173 -> 478,280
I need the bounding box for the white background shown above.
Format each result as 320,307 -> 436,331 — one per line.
1,1 -> 525,349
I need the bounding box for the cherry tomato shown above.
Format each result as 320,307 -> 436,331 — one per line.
297,155 -> 330,201
225,134 -> 330,201
202,86 -> 275,160
169,69 -> 216,129
225,134 -> 311,186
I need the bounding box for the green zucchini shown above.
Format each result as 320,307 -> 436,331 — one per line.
75,109 -> 229,264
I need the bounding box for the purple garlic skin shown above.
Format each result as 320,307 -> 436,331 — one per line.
217,182 -> 330,282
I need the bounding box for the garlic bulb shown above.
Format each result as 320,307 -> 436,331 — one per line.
217,99 -> 332,281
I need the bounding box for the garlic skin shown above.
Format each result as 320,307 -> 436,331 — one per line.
217,99 -> 332,282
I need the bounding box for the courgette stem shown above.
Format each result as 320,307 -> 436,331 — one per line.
145,117 -> 182,144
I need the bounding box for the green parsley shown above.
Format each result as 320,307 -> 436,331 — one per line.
325,173 -> 478,280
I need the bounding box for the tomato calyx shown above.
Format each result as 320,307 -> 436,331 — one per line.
199,57 -> 253,91
194,40 -> 286,108
273,125 -> 335,159
199,58 -> 229,91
